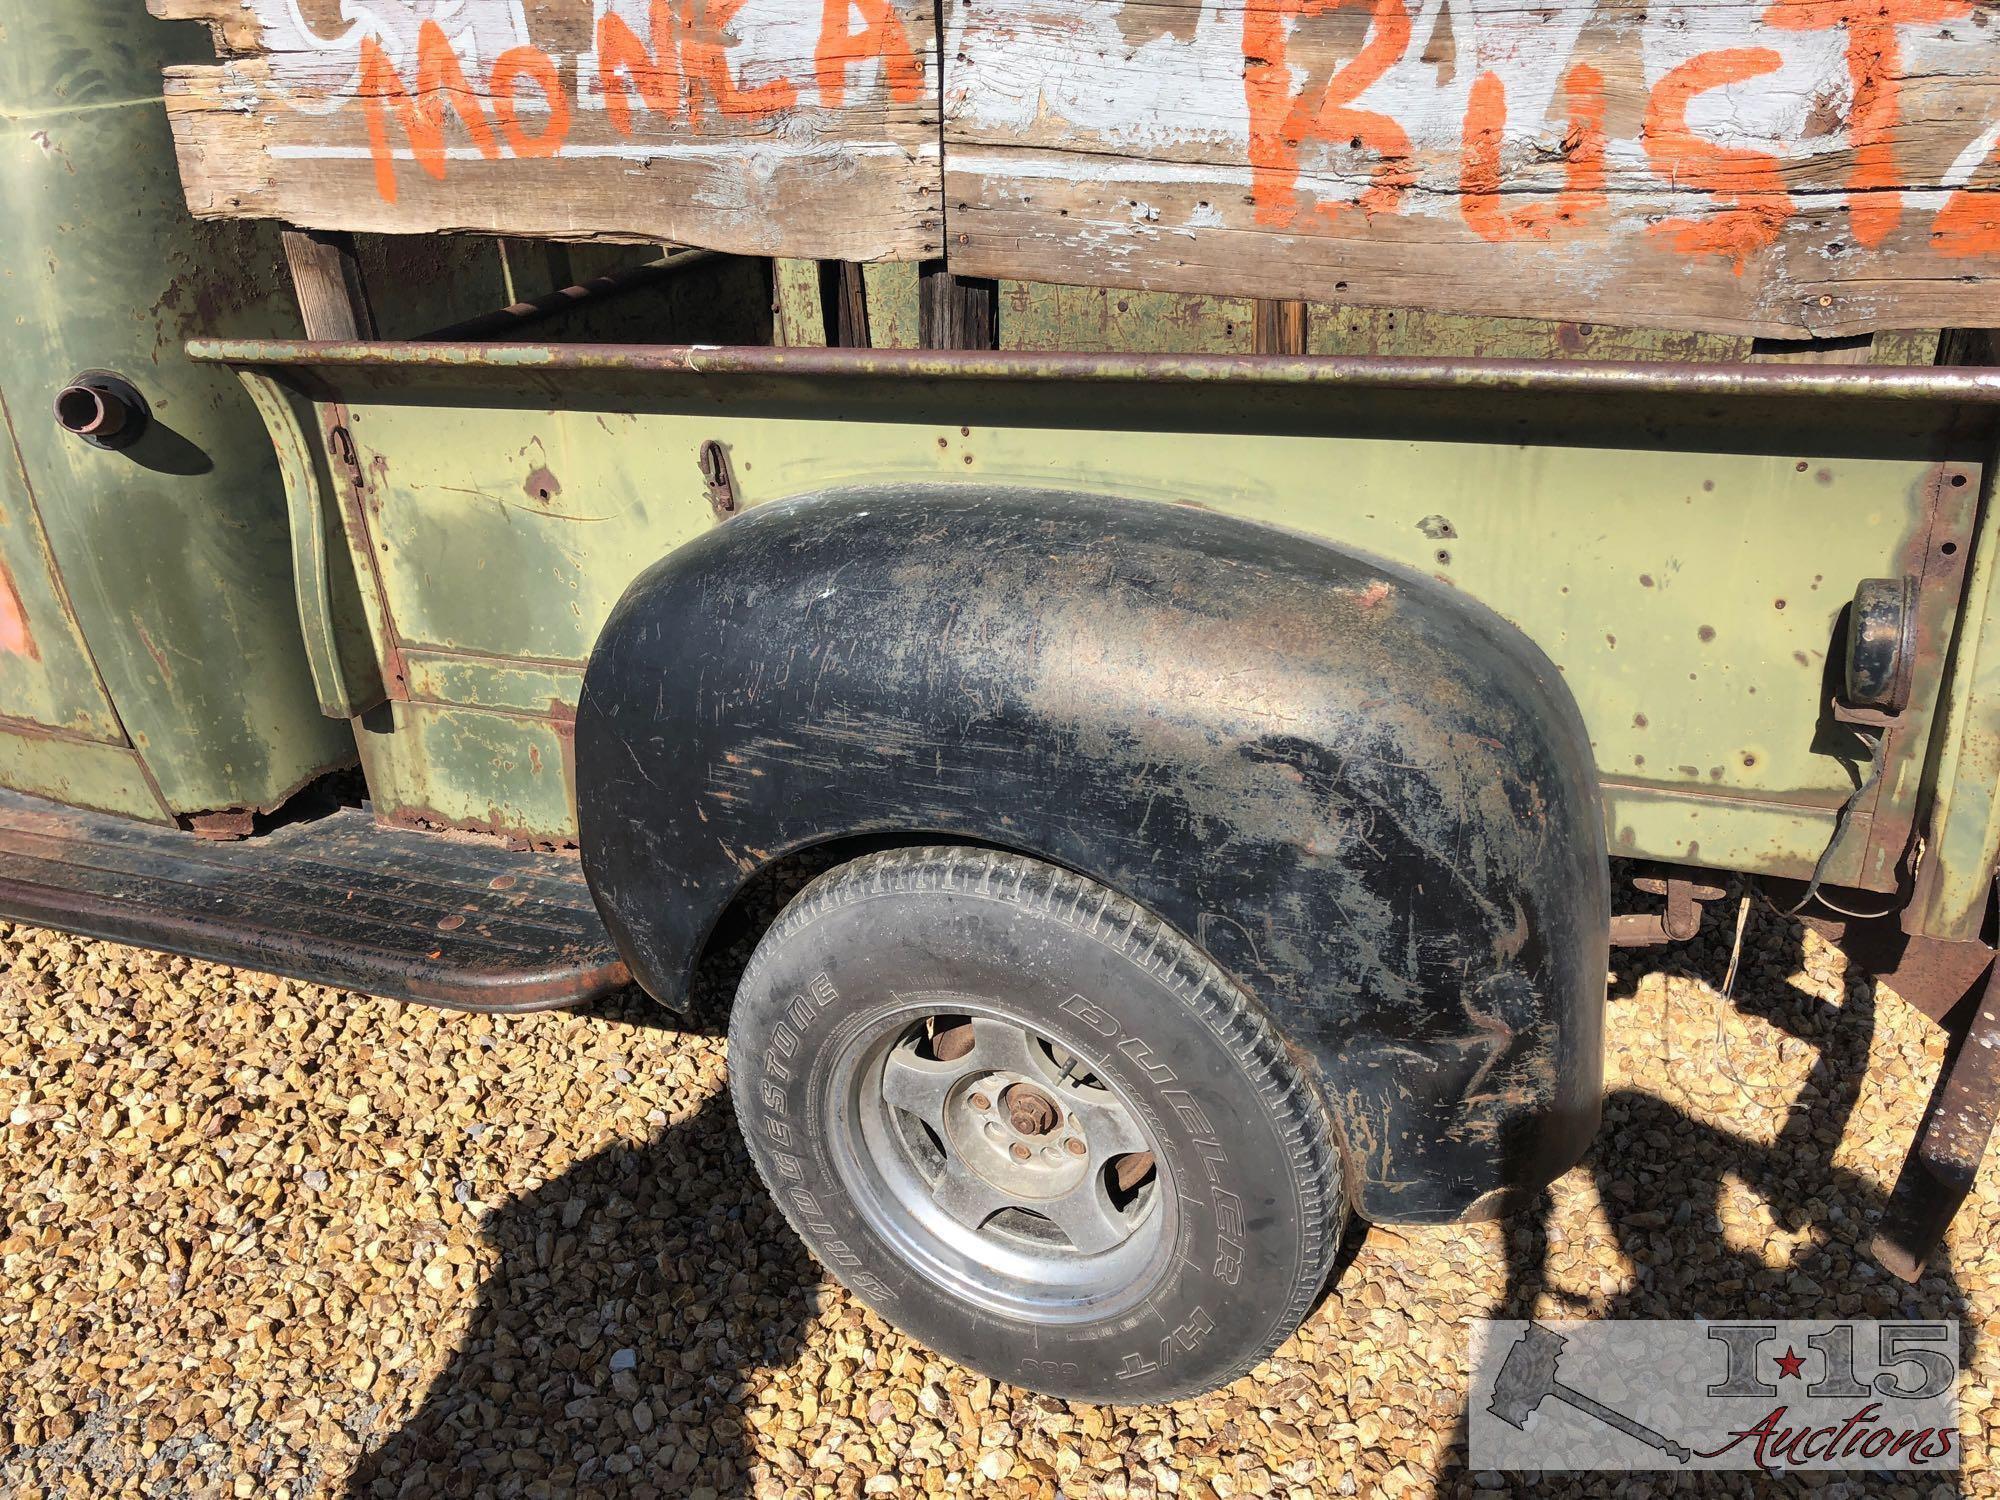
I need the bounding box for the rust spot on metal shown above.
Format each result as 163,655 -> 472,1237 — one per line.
187,808 -> 255,842
932,1020 -> 975,1060
1113,1152 -> 1157,1194
1003,1083 -> 1060,1136
1355,579 -> 1393,609
437,914 -> 466,931
1638,573 -> 1655,588
1697,624 -> 1716,642
134,619 -> 172,683
524,465 -> 561,504
381,801 -> 577,853
699,439 -> 738,518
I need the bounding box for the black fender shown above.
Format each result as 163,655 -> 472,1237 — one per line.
577,489 -> 1607,1224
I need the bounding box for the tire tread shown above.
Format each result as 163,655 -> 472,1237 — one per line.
731,845 -> 1344,1402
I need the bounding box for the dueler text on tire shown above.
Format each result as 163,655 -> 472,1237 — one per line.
727,846 -> 1345,1402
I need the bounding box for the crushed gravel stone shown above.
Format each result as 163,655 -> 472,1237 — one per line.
0,892 -> 1990,1497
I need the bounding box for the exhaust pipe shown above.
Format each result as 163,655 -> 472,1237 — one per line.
54,373 -> 147,450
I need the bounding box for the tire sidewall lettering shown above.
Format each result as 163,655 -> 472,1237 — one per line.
728,867 -> 1332,1402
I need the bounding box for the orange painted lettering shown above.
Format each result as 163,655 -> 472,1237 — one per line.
1244,0 -> 1412,229
1766,0 -> 1971,248
684,0 -> 799,124
1460,63 -> 1607,243
1933,138 -> 2000,257
815,0 -> 924,109
1643,48 -> 1792,272
492,47 -> 571,159
598,1 -> 687,133
358,22 -> 500,204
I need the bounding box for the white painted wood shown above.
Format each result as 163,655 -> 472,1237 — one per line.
145,0 -> 2000,334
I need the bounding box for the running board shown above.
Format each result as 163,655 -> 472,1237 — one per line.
0,789 -> 627,1012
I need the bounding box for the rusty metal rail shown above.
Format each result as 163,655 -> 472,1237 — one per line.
188,340 -> 2000,407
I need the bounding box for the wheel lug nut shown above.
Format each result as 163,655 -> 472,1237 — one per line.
1064,1137 -> 1086,1157
1010,1142 -> 1031,1161
970,1092 -> 991,1111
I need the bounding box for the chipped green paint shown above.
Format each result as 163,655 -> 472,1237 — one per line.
0,4 -> 353,819
401,651 -> 583,719
0,730 -> 169,824
209,340 -> 1996,894
355,701 -> 574,844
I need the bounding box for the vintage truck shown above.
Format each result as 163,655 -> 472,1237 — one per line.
4,0 -> 2000,1402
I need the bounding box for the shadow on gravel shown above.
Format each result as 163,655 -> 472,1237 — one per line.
344,865 -> 827,1499
1442,894 -> 1973,1494
340,1083 -> 812,1499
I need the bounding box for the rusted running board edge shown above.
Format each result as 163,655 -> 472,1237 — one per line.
0,789 -> 627,1014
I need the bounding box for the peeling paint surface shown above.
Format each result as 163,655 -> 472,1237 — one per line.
220,341 -> 1986,885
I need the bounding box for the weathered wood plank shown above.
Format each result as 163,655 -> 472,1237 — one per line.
1254,298 -> 1307,355
146,0 -> 2000,335
281,229 -> 377,340
944,0 -> 2000,337
149,0 -> 940,261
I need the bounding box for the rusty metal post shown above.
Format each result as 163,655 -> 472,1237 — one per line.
281,229 -> 377,342
1872,959 -> 2000,1279
919,261 -> 998,350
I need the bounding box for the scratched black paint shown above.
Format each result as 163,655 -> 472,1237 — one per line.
576,490 -> 1608,1224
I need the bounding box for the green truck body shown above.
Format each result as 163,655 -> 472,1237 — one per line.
5,2 -> 1999,1401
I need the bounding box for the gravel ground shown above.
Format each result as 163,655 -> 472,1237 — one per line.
0,883 -> 1990,1498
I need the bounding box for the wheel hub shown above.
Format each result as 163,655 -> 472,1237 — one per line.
841,1008 -> 1168,1293
947,1071 -> 1090,1201
1004,1083 -> 1059,1135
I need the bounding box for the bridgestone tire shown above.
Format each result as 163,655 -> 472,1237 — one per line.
727,846 -> 1345,1402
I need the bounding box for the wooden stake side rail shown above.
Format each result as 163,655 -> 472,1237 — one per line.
151,0 -> 2000,337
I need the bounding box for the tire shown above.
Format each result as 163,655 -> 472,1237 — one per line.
727,846 -> 1345,1402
